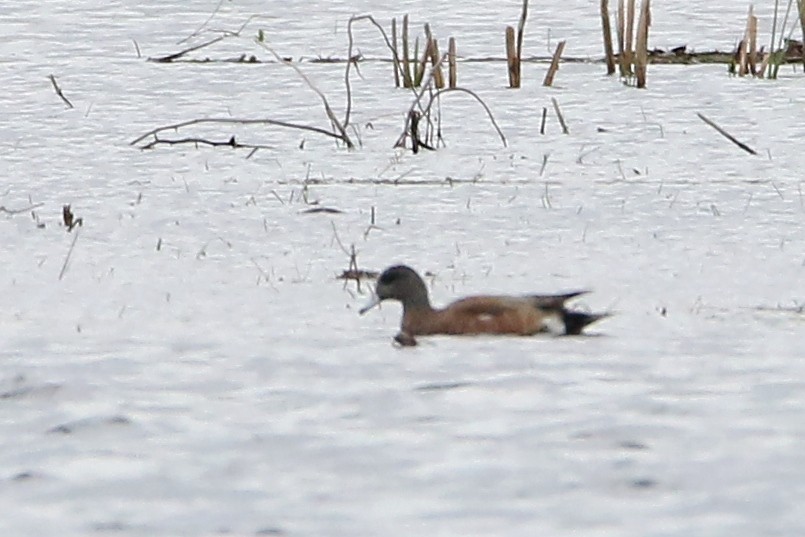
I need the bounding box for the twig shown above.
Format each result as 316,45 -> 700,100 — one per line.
131,118 -> 344,147
696,112 -> 757,155
48,75 -> 73,109
139,136 -> 274,152
0,202 -> 44,215
59,228 -> 81,280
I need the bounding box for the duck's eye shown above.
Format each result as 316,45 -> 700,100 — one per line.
379,271 -> 399,285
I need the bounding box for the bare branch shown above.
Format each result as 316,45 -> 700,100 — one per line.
131,118 -> 344,148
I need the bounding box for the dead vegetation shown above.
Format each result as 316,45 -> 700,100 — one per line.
133,14 -> 508,157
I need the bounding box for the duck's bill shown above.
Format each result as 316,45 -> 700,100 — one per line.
359,294 -> 381,315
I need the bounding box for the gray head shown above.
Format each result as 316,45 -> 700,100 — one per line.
359,265 -> 431,314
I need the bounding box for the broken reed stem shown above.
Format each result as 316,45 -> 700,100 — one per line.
747,6 -> 758,75
516,0 -> 529,62
634,0 -> 650,88
421,24 -> 436,87
616,0 -> 630,76
415,35 -> 427,86
505,26 -> 519,87
600,0 -> 617,75
625,0 -> 636,67
543,40 -> 566,86
448,37 -> 457,88
427,31 -> 445,89
392,18 -> 400,87
696,112 -> 757,155
799,0 -> 805,70
505,0 -> 529,88
402,15 -> 413,88
551,97 -> 569,134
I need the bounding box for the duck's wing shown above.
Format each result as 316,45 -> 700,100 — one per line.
526,290 -> 589,311
447,296 -> 527,316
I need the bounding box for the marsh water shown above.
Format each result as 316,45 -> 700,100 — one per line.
2,1 -> 805,535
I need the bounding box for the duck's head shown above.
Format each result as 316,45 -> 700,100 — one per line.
359,265 -> 430,314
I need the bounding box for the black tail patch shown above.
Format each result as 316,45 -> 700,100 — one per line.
562,311 -> 609,335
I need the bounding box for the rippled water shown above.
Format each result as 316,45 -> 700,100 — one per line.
2,2 -> 804,536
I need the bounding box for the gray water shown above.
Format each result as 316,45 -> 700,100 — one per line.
2,2 -> 804,536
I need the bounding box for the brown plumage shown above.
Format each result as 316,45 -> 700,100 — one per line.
360,265 -> 608,346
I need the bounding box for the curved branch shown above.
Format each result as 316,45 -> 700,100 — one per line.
130,118 -> 346,147
421,88 -> 508,147
344,15 -> 407,128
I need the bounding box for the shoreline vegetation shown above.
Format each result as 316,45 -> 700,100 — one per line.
147,45 -> 804,66
126,3 -> 803,155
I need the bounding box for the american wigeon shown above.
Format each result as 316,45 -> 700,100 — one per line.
360,265 -> 608,346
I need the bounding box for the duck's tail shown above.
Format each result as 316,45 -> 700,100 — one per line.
529,291 -> 610,335
561,310 -> 610,335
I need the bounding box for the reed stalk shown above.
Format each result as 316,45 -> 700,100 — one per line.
506,26 -> 519,87
600,0 -> 617,74
634,0 -> 650,88
616,0 -> 630,76
426,25 -> 445,89
415,35 -> 427,87
391,18 -> 400,87
543,40 -> 566,86
448,37 -> 457,88
401,15 -> 413,88
748,6 -> 758,75
799,0 -> 805,69
625,0 -> 635,70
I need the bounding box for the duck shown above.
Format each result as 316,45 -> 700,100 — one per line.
360,265 -> 608,346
